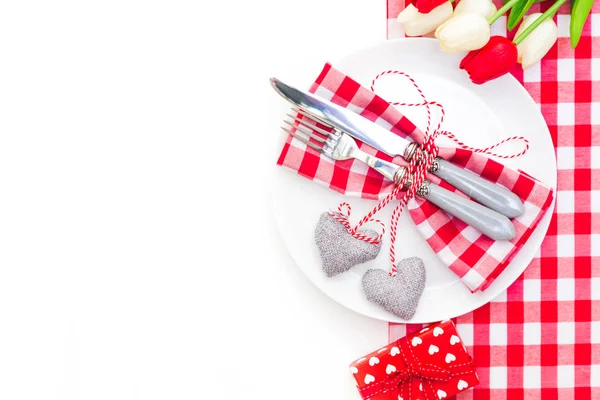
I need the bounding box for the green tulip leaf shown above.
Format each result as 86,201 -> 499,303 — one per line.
507,0 -> 537,30
502,0 -> 549,4
570,0 -> 594,48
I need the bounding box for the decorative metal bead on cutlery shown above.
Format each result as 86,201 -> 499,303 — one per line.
280,108 -> 516,241
416,180 -> 431,198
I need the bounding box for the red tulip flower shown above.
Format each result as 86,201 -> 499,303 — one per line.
459,36 -> 518,85
411,0 -> 448,14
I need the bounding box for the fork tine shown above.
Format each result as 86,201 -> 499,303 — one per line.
281,126 -> 323,152
286,113 -> 333,138
282,119 -> 327,143
294,108 -> 334,128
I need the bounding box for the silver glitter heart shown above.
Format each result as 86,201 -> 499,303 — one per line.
314,212 -> 381,277
362,257 -> 426,320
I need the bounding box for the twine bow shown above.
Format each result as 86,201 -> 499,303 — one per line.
359,335 -> 476,400
329,202 -> 385,245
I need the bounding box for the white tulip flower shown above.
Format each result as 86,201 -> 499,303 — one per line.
434,13 -> 491,53
397,2 -> 454,37
515,13 -> 558,69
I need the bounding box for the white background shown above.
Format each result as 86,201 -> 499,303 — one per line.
0,1 -> 389,399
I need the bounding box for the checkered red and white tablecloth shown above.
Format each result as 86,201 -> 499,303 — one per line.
387,1 -> 600,398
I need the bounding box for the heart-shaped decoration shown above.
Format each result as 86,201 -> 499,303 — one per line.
457,379 -> 469,390
390,346 -> 400,356
398,396 -> 403,400
350,366 -> 358,374
412,337 -> 423,347
445,353 -> 456,363
386,364 -> 397,374
315,213 -> 381,277
450,335 -> 460,345
433,326 -> 444,337
437,389 -> 447,399
364,374 -> 375,384
362,257 -> 427,320
369,356 -> 380,366
428,344 -> 439,355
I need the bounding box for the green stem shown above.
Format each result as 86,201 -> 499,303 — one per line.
513,0 -> 566,45
488,0 -> 520,25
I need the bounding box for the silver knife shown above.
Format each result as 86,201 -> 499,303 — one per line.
270,77 -> 525,219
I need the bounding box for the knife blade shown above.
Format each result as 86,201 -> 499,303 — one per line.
270,77 -> 525,219
270,77 -> 415,159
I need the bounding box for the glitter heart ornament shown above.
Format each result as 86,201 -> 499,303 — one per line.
362,257 -> 427,320
314,212 -> 381,277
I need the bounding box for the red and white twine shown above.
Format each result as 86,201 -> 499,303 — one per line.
371,70 -> 530,159
334,70 -> 529,275
328,203 -> 385,245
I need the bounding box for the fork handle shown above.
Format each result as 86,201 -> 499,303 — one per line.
357,153 -> 401,183
420,181 -> 516,241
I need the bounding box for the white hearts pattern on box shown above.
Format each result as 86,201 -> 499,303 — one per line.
457,379 -> 469,390
348,321 -> 478,399
428,344 -> 439,355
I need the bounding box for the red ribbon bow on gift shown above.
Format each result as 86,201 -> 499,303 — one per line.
359,336 -> 476,400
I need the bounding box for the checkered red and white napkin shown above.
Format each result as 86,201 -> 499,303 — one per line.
384,1 -> 600,398
278,64 -> 554,292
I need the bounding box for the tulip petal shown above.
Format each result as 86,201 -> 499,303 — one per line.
460,36 -> 519,84
515,14 -> 558,68
414,0 -> 448,14
454,0 -> 497,19
435,13 -> 491,52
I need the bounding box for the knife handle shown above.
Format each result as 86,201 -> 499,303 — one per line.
359,155 -> 516,240
420,181 -> 516,241
430,158 -> 525,218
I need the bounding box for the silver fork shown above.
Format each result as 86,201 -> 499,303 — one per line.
283,109 -> 405,185
281,109 -> 516,241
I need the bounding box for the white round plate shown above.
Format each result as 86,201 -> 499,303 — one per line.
270,38 -> 556,323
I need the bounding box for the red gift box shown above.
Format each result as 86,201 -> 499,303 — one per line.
349,320 -> 479,400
